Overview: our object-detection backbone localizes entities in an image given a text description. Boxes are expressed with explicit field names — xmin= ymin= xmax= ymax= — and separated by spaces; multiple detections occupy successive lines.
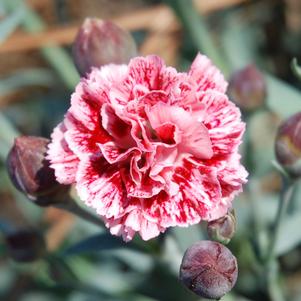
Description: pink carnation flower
xmin=47 ymin=54 xmax=247 ymax=241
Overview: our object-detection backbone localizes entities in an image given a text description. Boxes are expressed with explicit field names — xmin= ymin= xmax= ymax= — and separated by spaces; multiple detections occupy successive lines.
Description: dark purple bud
xmin=179 ymin=241 xmax=238 ymax=300
xmin=6 ymin=136 xmax=69 ymax=206
xmin=73 ymin=18 xmax=137 ymax=76
xmin=207 ymin=211 xmax=236 ymax=245
xmin=228 ymin=64 xmax=266 ymax=112
xmin=275 ymin=112 xmax=301 ymax=178
xmin=5 ymin=228 xmax=46 ymax=262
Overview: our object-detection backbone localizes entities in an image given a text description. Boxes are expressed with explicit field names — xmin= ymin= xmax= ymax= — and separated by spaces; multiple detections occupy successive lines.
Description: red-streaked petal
xmin=200 ymin=90 xmax=245 ymax=157
xmin=104 ymin=209 xmax=165 ymax=241
xmin=98 ymin=141 xmax=140 ymax=164
xmin=63 ymin=111 xmax=112 ymax=157
xmin=146 ymin=102 xmax=213 ymax=159
xmin=76 ymin=155 xmax=128 ymax=219
xmin=100 ymin=103 xmax=135 ymax=148
xmin=189 ymin=53 xmax=228 ymax=93
xmin=47 ymin=122 xmax=79 ymax=184
xmin=217 ymin=154 xmax=248 ymax=199
xmin=121 ymin=169 xmax=164 ymax=198
xmin=142 ymin=160 xmax=224 ymax=228
xmin=180 ymin=121 xmax=213 ymax=160
xmin=82 ymin=64 xmax=128 ymax=107
xmin=127 ymin=55 xmax=164 ymax=90
xmin=139 ymin=218 xmax=162 ymax=241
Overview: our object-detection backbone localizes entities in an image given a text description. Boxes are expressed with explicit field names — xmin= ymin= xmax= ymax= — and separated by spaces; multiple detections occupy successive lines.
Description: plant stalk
xmin=54 ymin=196 xmax=104 ymax=228
xmin=265 ymin=178 xmax=294 ymax=265
xmin=264 ymin=177 xmax=295 ymax=301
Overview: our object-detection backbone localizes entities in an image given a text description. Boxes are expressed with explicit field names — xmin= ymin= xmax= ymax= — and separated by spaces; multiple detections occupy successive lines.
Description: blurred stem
xmin=3 ymin=0 xmax=79 ymax=90
xmin=54 ymin=196 xmax=104 ymax=228
xmin=266 ymin=261 xmax=284 ymax=301
xmin=243 ymin=115 xmax=265 ymax=261
xmin=265 ymin=177 xmax=294 ymax=264
xmin=264 ymin=177 xmax=295 ymax=301
xmin=165 ymin=0 xmax=230 ymax=75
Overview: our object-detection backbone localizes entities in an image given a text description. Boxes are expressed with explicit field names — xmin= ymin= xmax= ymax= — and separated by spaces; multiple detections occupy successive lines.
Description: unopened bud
xmin=5 ymin=228 xmax=46 ymax=262
xmin=6 ymin=136 xmax=69 ymax=206
xmin=275 ymin=112 xmax=301 ymax=178
xmin=180 ymin=241 xmax=238 ymax=300
xmin=207 ymin=211 xmax=236 ymax=244
xmin=228 ymin=64 xmax=266 ymax=112
xmin=73 ymin=18 xmax=137 ymax=76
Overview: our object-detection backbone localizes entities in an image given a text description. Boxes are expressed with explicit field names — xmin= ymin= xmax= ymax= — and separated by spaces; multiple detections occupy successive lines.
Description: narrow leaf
xmin=275 ymin=214 xmax=301 ymax=256
xmin=62 ymin=233 xmax=127 ymax=256
xmin=0 ymin=6 xmax=25 ymax=42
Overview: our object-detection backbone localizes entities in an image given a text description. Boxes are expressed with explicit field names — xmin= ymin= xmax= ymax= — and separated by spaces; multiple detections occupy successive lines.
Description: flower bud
xmin=73 ymin=18 xmax=138 ymax=76
xmin=5 ymin=228 xmax=46 ymax=262
xmin=6 ymin=136 xmax=69 ymax=206
xmin=228 ymin=64 xmax=266 ymax=112
xmin=275 ymin=112 xmax=301 ymax=178
xmin=179 ymin=241 xmax=238 ymax=300
xmin=207 ymin=211 xmax=236 ymax=244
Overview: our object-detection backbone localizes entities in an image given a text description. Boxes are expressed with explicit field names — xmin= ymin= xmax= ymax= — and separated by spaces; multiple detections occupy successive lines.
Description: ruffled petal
xmin=63 ymin=112 xmax=112 ymax=158
xmin=47 ymin=122 xmax=79 ymax=184
xmin=121 ymin=169 xmax=164 ymax=198
xmin=200 ymin=90 xmax=245 ymax=157
xmin=142 ymin=159 xmax=224 ymax=228
xmin=98 ymin=141 xmax=140 ymax=164
xmin=146 ymin=102 xmax=213 ymax=159
xmin=127 ymin=55 xmax=164 ymax=91
xmin=76 ymin=155 xmax=128 ymax=219
xmin=189 ymin=53 xmax=228 ymax=93
xmin=47 ymin=122 xmax=79 ymax=185
xmin=100 ymin=103 xmax=135 ymax=148
xmin=217 ymin=154 xmax=248 ymax=200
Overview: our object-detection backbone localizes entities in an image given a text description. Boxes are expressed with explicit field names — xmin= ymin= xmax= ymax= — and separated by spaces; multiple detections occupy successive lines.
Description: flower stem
xmin=54 ymin=196 xmax=104 ymax=228
xmin=264 ymin=177 xmax=295 ymax=301
xmin=265 ymin=177 xmax=294 ymax=264
xmin=243 ymin=116 xmax=265 ymax=261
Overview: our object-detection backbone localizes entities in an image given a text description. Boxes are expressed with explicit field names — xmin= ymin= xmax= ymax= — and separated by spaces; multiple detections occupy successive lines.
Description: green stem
xmin=265 ymin=178 xmax=294 ymax=264
xmin=264 ymin=177 xmax=295 ymax=301
xmin=166 ymin=0 xmax=230 ymax=75
xmin=266 ymin=260 xmax=284 ymax=301
xmin=243 ymin=115 xmax=265 ymax=261
xmin=247 ymin=180 xmax=265 ymax=261
xmin=54 ymin=196 xmax=104 ymax=228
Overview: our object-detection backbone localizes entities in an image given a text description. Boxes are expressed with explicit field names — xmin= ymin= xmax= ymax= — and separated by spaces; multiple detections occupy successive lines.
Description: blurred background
xmin=0 ymin=0 xmax=301 ymax=300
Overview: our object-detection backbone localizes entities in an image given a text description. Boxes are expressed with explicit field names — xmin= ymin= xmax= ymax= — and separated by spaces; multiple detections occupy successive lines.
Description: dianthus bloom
xmin=47 ymin=54 xmax=247 ymax=241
